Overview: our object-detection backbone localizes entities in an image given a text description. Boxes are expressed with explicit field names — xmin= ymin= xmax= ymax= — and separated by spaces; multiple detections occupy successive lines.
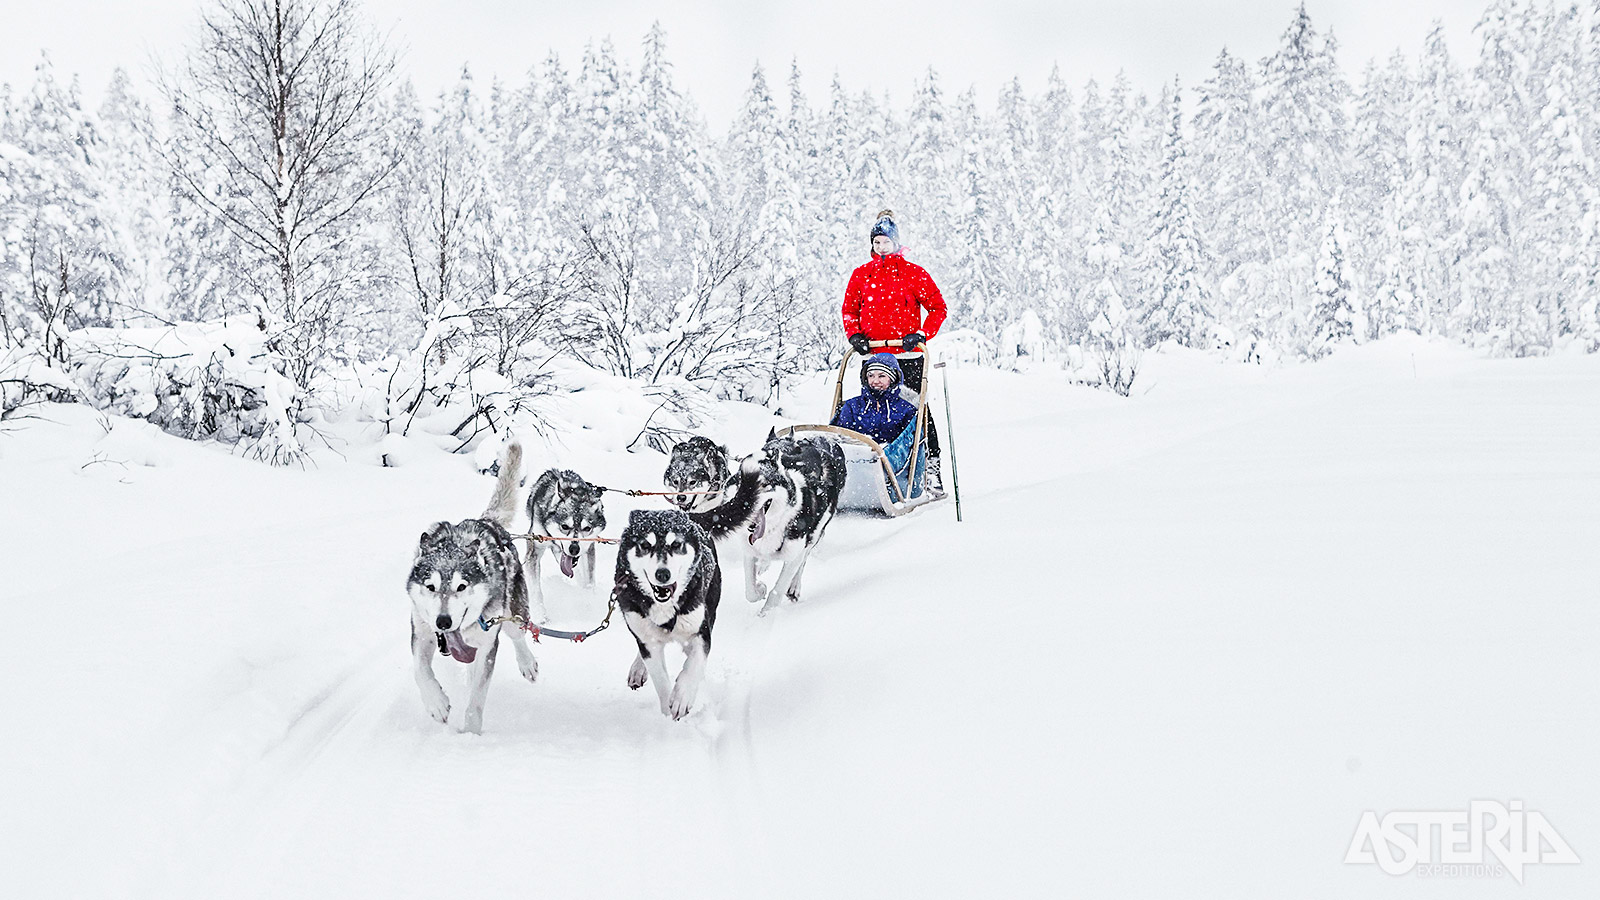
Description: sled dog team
xmin=407 ymin=430 xmax=847 ymax=732
xmin=410 ymin=209 xmax=946 ymax=732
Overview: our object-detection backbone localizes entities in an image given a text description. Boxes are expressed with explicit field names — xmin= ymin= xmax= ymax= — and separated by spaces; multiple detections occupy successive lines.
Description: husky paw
xmin=746 ymin=582 xmax=768 ymax=603
xmin=460 ymin=710 xmax=483 ymax=734
xmin=627 ymin=656 xmax=648 ymax=690
xmin=667 ymin=685 xmax=696 ymax=720
xmin=422 ymin=692 xmax=450 ymax=724
xmin=519 ymin=655 xmax=539 ymax=683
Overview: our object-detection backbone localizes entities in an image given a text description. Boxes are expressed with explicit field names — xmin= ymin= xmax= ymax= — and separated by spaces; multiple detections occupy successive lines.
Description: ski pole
xmin=937 ymin=361 xmax=963 ymax=523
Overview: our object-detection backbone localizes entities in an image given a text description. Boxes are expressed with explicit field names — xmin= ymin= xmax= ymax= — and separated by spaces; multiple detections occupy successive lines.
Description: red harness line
xmin=479 ymin=595 xmax=617 ymax=643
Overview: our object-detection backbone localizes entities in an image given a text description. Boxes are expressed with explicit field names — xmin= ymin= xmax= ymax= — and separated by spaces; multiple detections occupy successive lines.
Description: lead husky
xmin=743 ymin=430 xmax=847 ymax=614
xmin=524 ymin=468 xmax=607 ymax=619
xmin=662 ymin=436 xmax=731 ymax=514
xmin=406 ymin=442 xmax=538 ymax=733
xmin=617 ymin=457 xmax=761 ymax=719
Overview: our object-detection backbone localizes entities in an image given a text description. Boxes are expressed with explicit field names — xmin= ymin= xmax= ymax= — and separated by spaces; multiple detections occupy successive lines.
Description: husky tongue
xmin=443 ymin=630 xmax=477 ymax=664
xmin=749 ymin=505 xmax=767 ymax=544
xmin=560 ymin=548 xmax=576 ymax=578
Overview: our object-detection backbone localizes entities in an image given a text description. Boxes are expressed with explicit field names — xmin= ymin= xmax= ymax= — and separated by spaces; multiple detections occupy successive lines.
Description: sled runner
xmin=779 ymin=339 xmax=957 ymax=518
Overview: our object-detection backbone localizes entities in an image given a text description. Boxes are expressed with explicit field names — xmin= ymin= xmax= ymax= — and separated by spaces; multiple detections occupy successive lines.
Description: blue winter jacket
xmin=831 ymin=353 xmax=919 ymax=446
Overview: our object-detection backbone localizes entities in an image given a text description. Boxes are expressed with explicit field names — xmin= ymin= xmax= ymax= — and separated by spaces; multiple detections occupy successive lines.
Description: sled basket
xmin=778 ymin=340 xmax=946 ymax=517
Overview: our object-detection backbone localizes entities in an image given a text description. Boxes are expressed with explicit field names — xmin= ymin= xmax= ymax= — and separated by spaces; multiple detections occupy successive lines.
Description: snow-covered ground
xmin=3 ymin=335 xmax=1597 ymax=898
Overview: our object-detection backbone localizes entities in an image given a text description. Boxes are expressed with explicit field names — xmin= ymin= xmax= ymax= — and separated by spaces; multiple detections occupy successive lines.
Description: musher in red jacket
xmin=841 ymin=209 xmax=947 ymax=490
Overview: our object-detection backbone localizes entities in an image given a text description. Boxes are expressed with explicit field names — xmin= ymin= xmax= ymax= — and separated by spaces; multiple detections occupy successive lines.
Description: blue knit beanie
xmin=869 ymin=209 xmax=899 ymax=245
xmin=861 ymin=352 xmax=902 ymax=388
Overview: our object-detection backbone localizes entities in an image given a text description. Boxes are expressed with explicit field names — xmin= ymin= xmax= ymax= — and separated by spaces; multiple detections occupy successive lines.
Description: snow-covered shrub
xmin=998 ymin=311 xmax=1047 ymax=371
xmin=66 ymin=315 xmax=303 ymax=463
xmin=1091 ymin=328 xmax=1142 ymax=397
xmin=0 ymin=348 xmax=81 ymax=417
xmin=367 ymin=299 xmax=563 ymax=459
xmin=626 ymin=377 xmax=721 ymax=453
xmin=937 ymin=329 xmax=996 ymax=368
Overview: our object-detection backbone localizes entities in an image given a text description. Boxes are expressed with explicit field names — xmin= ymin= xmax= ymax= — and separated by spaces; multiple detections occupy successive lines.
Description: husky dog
xmin=617 ymin=457 xmax=762 ymax=719
xmin=663 ymin=436 xmax=731 ymax=514
xmin=743 ymin=430 xmax=848 ymax=614
xmin=524 ymin=468 xmax=608 ymax=617
xmin=407 ymin=442 xmax=538 ymax=733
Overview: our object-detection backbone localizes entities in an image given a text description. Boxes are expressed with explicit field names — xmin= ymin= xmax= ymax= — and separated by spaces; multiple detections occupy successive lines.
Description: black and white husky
xmin=662 ymin=435 xmax=731 ymax=514
xmin=616 ymin=457 xmax=761 ymax=719
xmin=406 ymin=442 xmax=539 ymax=733
xmin=743 ymin=431 xmax=848 ymax=614
xmin=524 ymin=468 xmax=607 ymax=618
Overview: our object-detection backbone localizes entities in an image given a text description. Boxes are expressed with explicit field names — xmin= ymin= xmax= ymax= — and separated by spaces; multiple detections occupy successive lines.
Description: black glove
xmin=849 ymin=333 xmax=871 ymax=355
xmin=902 ymin=333 xmax=926 ymax=352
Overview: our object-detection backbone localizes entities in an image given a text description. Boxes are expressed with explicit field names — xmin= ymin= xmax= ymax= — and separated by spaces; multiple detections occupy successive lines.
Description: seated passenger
xmin=831 ymin=353 xmax=919 ymax=446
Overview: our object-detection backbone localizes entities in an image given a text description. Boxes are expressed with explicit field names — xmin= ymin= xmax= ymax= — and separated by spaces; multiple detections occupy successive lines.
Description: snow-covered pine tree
xmin=4 ymin=54 xmax=128 ymax=332
xmin=503 ymin=50 xmax=576 ymax=274
xmin=1349 ymin=52 xmax=1414 ymax=339
xmin=988 ymin=77 xmax=1040 ymax=342
xmin=1139 ymin=79 xmax=1213 ymax=348
xmin=0 ymin=82 xmax=36 ymax=355
xmin=158 ymin=90 xmax=238 ymax=324
xmin=1032 ymin=65 xmax=1077 ymax=348
xmin=817 ymin=74 xmax=860 ymax=317
xmin=1070 ymin=77 xmax=1110 ymax=341
xmin=1308 ymin=201 xmax=1356 ymax=358
xmin=1393 ymin=23 xmax=1468 ymax=339
xmin=782 ymin=59 xmax=837 ymax=372
xmin=847 ymin=88 xmax=897 ymax=239
xmin=568 ymin=38 xmax=656 ymax=379
xmin=1573 ymin=3 xmax=1600 ymax=348
xmin=903 ymin=68 xmax=957 ymax=274
xmin=1454 ymin=0 xmax=1537 ymax=352
xmin=1524 ymin=5 xmax=1596 ymax=348
xmin=1076 ymin=75 xmax=1144 ymax=346
xmin=950 ymin=88 xmax=998 ymax=339
xmin=1256 ymin=4 xmax=1351 ymax=349
xmin=726 ymin=62 xmax=793 ymax=389
xmin=96 ymin=68 xmax=167 ymax=321
xmin=637 ymin=24 xmax=717 ymax=285
xmin=1191 ymin=47 xmax=1267 ymax=349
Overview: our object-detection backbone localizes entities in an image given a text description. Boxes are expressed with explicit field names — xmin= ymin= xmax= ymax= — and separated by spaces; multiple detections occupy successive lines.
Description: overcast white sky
xmin=3 ymin=0 xmax=1491 ymax=128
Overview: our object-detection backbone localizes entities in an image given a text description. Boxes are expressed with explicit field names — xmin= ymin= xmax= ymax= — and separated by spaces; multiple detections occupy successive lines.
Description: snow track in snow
xmin=4 ymin=339 xmax=1599 ymax=899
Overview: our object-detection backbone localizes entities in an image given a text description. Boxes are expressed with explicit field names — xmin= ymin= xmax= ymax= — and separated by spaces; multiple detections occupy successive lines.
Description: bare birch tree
xmin=159 ymin=0 xmax=396 ymax=389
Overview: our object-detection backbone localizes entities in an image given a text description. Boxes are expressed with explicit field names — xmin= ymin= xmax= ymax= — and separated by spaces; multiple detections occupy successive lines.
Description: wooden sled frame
xmin=779 ymin=340 xmax=945 ymax=517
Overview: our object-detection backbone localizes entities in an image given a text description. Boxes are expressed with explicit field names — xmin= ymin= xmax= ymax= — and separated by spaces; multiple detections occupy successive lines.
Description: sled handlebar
xmin=854 ymin=338 xmax=925 ymax=350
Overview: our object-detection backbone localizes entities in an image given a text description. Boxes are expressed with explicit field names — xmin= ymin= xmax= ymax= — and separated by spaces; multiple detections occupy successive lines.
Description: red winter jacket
xmin=841 ymin=251 xmax=947 ymax=353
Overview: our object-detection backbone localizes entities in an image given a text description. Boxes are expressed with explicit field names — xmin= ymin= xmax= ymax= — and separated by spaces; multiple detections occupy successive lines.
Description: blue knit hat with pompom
xmin=869 ymin=209 xmax=899 ymax=245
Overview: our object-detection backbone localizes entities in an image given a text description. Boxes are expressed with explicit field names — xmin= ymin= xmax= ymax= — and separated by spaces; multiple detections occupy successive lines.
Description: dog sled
xmin=779 ymin=339 xmax=961 ymax=519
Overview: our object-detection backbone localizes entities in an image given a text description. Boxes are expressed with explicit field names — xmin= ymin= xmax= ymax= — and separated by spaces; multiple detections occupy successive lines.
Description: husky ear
xmin=765 ymin=426 xmax=777 ymax=443
xmin=420 ymin=521 xmax=452 ymax=546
